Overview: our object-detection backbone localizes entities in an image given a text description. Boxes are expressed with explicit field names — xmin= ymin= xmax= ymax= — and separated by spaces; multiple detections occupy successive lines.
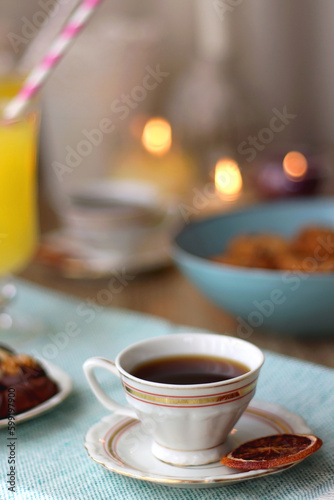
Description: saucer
xmin=84 ymin=400 xmax=312 ymax=489
xmin=38 ymin=229 xmax=172 ymax=278
xmin=0 ymin=359 xmax=72 ymax=427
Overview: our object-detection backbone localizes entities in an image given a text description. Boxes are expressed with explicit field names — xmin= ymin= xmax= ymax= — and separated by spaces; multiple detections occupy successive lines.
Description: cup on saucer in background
xmin=38 ymin=179 xmax=183 ymax=277
xmin=83 ymin=333 xmax=264 ymax=466
xmin=62 ymin=180 xmax=181 ymax=253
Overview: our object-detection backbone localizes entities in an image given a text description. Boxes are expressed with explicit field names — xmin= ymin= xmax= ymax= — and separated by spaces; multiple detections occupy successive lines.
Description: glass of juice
xmin=0 ymin=77 xmax=40 ymax=344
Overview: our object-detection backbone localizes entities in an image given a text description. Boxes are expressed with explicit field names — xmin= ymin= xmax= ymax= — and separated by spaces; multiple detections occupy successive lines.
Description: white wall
xmin=230 ymin=0 xmax=334 ymax=148
xmin=1 ymin=0 xmax=334 ymax=148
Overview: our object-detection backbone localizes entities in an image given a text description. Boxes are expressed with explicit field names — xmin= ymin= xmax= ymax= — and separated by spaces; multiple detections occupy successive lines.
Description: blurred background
xmin=2 ymin=0 xmax=334 ymax=144
xmin=1 ymin=0 xmax=334 ymax=357
xmin=1 ymin=0 xmax=334 ymax=277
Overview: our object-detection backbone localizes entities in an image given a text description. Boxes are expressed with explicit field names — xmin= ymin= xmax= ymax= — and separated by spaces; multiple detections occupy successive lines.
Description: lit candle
xmin=141 ymin=118 xmax=172 ymax=156
xmin=110 ymin=117 xmax=198 ymax=198
xmin=257 ymin=151 xmax=324 ymax=198
xmin=215 ymin=157 xmax=243 ymax=201
xmin=282 ymin=151 xmax=308 ymax=181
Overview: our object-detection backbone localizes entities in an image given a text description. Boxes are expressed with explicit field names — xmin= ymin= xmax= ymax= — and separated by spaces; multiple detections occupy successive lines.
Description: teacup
xmin=62 ymin=180 xmax=180 ymax=252
xmin=83 ymin=333 xmax=264 ymax=466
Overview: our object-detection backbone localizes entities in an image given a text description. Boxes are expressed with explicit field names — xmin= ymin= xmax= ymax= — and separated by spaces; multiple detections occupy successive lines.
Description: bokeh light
xmin=283 ymin=151 xmax=308 ymax=181
xmin=141 ymin=118 xmax=172 ymax=155
xmin=215 ymin=158 xmax=243 ymax=200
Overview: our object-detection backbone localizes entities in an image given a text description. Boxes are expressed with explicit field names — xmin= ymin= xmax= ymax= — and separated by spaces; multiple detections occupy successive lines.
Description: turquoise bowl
xmin=173 ymin=198 xmax=334 ymax=337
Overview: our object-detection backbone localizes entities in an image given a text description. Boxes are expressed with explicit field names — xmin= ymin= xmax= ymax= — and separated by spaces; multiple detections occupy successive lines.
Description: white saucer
xmin=84 ymin=400 xmax=312 ymax=489
xmin=0 ymin=359 xmax=72 ymax=427
xmin=39 ymin=229 xmax=172 ymax=278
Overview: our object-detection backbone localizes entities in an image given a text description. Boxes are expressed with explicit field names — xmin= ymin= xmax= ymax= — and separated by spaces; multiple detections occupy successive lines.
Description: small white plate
xmin=85 ymin=401 xmax=312 ymax=489
xmin=0 ymin=359 xmax=72 ymax=427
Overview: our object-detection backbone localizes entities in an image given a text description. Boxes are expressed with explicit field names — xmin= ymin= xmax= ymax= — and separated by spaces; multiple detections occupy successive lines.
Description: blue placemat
xmin=1 ymin=280 xmax=333 ymax=500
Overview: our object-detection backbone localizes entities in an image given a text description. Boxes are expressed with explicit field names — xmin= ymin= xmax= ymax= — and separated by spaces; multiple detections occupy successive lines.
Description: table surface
xmin=6 ymin=281 xmax=334 ymax=500
xmin=20 ymin=194 xmax=334 ymax=369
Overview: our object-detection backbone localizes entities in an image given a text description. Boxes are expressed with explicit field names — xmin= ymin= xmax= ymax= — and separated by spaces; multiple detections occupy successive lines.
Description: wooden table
xmin=20 ymin=194 xmax=334 ymax=369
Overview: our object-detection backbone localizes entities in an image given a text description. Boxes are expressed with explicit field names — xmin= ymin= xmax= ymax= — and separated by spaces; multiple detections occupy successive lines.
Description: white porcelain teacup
xmin=83 ymin=333 xmax=264 ymax=466
xmin=62 ymin=180 xmax=180 ymax=252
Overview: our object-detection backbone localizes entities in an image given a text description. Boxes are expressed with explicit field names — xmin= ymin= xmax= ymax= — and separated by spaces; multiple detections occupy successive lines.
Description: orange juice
xmin=0 ymin=79 xmax=39 ymax=276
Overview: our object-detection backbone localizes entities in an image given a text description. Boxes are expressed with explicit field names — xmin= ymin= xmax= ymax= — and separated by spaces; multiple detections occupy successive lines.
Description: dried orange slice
xmin=221 ymin=434 xmax=322 ymax=470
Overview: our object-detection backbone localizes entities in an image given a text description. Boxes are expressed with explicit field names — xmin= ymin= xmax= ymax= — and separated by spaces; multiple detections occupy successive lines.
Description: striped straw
xmin=2 ymin=0 xmax=105 ymax=121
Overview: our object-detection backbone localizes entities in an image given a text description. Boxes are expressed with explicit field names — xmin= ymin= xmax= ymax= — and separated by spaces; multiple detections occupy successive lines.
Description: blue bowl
xmin=173 ymin=198 xmax=334 ymax=337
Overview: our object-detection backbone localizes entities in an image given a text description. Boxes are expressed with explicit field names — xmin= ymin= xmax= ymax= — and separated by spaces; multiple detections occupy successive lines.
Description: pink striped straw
xmin=3 ymin=0 xmax=105 ymax=121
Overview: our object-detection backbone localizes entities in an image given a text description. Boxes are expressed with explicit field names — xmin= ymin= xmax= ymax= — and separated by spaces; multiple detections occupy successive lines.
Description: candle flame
xmin=215 ymin=158 xmax=243 ymax=200
xmin=283 ymin=151 xmax=308 ymax=181
xmin=141 ymin=118 xmax=172 ymax=155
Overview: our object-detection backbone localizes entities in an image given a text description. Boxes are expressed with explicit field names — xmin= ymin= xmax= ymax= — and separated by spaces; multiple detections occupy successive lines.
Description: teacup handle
xmin=83 ymin=357 xmax=137 ymax=418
